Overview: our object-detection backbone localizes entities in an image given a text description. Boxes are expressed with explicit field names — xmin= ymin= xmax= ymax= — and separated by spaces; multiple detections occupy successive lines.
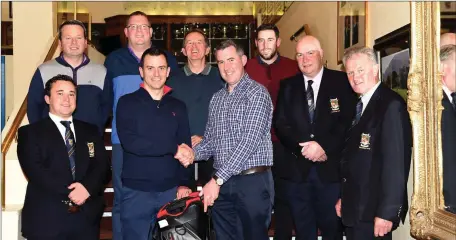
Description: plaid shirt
xmin=194 ymin=73 xmax=273 ymax=182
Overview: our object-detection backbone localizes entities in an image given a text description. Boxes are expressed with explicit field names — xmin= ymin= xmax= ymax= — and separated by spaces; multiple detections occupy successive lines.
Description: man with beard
xmin=245 ymin=24 xmax=300 ymax=240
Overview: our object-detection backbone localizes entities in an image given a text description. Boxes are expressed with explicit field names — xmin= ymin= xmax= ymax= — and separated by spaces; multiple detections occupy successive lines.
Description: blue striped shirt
xmin=194 ymin=73 xmax=273 ymax=182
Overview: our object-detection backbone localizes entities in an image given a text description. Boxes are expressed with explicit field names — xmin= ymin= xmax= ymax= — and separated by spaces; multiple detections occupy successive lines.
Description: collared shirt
xmin=127 ymin=46 xmax=141 ymax=63
xmin=360 ymin=81 xmax=381 ymax=114
xmin=183 ymin=64 xmax=212 ymax=76
xmin=303 ymin=67 xmax=324 ymax=104
xmin=256 ymin=54 xmax=281 ymax=65
xmin=443 ymin=85 xmax=453 ymax=103
xmin=49 ymin=112 xmax=76 ymax=142
xmin=194 ymin=73 xmax=273 ymax=182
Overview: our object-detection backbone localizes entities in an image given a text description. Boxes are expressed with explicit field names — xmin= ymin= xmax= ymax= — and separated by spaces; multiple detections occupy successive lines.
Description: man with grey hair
xmin=176 ymin=39 xmax=274 ymax=240
xmin=440 ymin=44 xmax=456 ymax=213
xmin=274 ymin=35 xmax=356 ymax=240
xmin=336 ymin=46 xmax=412 ymax=240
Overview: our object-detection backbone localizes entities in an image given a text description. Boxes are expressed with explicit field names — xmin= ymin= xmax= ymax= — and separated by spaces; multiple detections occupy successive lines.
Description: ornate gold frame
xmin=409 ymin=2 xmax=456 ymax=239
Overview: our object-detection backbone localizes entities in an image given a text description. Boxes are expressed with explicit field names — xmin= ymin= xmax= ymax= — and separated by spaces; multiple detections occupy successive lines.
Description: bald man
xmin=441 ymin=32 xmax=456 ymax=47
xmin=274 ymin=36 xmax=357 ymax=240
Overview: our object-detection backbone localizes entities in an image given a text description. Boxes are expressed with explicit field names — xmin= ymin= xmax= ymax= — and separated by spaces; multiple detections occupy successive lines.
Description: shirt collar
xmin=128 ymin=46 xmax=141 ymax=63
xmin=303 ymin=67 xmax=324 ymax=85
xmin=58 ymin=53 xmax=89 ymax=68
xmin=49 ymin=112 xmax=73 ymax=126
xmin=183 ymin=64 xmax=212 ymax=76
xmin=256 ymin=54 xmax=281 ymax=65
xmin=443 ymin=85 xmax=453 ymax=102
xmin=361 ymin=81 xmax=381 ymax=106
xmin=224 ymin=73 xmax=250 ymax=93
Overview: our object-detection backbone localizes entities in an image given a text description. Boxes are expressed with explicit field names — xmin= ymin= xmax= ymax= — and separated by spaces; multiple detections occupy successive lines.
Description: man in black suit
xmin=335 ymin=47 xmax=412 ymax=240
xmin=17 ymin=74 xmax=110 ymax=240
xmin=274 ymin=35 xmax=357 ymax=240
xmin=440 ymin=44 xmax=456 ymax=213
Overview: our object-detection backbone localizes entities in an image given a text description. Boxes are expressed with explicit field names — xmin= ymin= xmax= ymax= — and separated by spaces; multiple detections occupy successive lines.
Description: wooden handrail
xmin=1 ymin=34 xmax=60 ymax=210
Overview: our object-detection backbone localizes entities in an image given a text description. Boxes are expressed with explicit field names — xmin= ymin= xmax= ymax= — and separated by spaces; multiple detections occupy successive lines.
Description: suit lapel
xmin=44 ymin=117 xmax=74 ymax=180
xmin=292 ymin=74 xmax=312 ymax=125
xmin=314 ymin=68 xmax=330 ymax=123
xmin=74 ymin=120 xmax=89 ymax=181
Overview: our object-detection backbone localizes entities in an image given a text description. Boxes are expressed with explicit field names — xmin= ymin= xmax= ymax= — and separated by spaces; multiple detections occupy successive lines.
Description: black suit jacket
xmin=340 ymin=84 xmax=412 ymax=228
xmin=442 ymin=93 xmax=456 ymax=212
xmin=273 ymin=68 xmax=357 ymax=183
xmin=17 ymin=118 xmax=110 ymax=237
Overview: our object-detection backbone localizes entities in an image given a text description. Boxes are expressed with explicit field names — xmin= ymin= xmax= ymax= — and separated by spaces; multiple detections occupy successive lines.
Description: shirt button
xmin=310 ymin=134 xmax=315 ymax=138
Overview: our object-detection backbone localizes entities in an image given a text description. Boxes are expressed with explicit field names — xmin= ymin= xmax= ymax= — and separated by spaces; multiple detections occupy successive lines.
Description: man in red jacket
xmin=245 ymin=24 xmax=300 ymax=240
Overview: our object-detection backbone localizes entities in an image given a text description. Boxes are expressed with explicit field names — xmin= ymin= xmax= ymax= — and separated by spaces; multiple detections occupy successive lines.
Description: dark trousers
xmin=345 ymin=221 xmax=392 ymax=240
xmin=112 ymin=144 xmax=123 ymax=240
xmin=282 ymin=167 xmax=342 ymax=240
xmin=120 ymin=186 xmax=177 ymax=240
xmin=212 ymin=170 xmax=274 ymax=240
xmin=26 ymin=213 xmax=99 ymax=240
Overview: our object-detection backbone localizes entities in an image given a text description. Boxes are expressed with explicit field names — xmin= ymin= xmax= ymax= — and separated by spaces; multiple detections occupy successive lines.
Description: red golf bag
xmin=153 ymin=192 xmax=215 ymax=240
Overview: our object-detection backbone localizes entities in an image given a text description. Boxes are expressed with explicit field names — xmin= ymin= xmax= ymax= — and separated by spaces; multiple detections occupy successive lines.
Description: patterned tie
xmin=61 ymin=121 xmax=76 ymax=180
xmin=353 ymin=99 xmax=363 ymax=126
xmin=451 ymin=92 xmax=456 ymax=110
xmin=306 ymin=80 xmax=315 ymax=122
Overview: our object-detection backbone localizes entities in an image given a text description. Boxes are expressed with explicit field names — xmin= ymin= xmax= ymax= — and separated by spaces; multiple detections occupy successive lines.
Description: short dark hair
xmin=44 ymin=74 xmax=77 ymax=97
xmin=214 ymin=39 xmax=244 ymax=59
xmin=59 ymin=20 xmax=88 ymax=40
xmin=126 ymin=11 xmax=150 ymax=27
xmin=256 ymin=24 xmax=280 ymax=39
xmin=140 ymin=47 xmax=168 ymax=68
xmin=183 ymin=28 xmax=209 ymax=48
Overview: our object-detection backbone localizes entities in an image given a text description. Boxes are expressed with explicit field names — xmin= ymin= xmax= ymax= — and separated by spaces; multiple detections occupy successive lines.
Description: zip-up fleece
xmin=104 ymin=47 xmax=178 ymax=144
xmin=116 ymin=85 xmax=192 ymax=192
xmin=27 ymin=56 xmax=112 ymax=133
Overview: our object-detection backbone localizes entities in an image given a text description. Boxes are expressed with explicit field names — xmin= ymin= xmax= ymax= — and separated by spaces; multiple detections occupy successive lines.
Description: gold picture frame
xmin=409 ymin=2 xmax=456 ymax=239
xmin=336 ymin=1 xmax=367 ymax=64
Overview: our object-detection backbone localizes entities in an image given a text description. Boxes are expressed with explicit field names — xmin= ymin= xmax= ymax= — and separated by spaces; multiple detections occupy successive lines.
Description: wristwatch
xmin=212 ymin=175 xmax=224 ymax=186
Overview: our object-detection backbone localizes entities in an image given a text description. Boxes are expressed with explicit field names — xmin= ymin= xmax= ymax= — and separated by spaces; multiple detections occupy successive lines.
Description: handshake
xmin=175 ymin=143 xmax=195 ymax=167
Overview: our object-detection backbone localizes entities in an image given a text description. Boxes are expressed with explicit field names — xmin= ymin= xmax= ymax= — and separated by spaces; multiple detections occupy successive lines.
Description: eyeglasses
xmin=126 ymin=24 xmax=151 ymax=31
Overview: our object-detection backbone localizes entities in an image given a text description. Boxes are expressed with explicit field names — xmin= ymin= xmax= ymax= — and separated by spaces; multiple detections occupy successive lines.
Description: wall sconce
xmin=290 ymin=24 xmax=310 ymax=42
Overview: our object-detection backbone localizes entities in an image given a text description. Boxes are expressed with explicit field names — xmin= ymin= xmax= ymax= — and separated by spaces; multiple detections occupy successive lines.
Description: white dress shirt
xmin=443 ymin=85 xmax=453 ymax=104
xmin=304 ymin=67 xmax=324 ymax=104
xmin=360 ymin=81 xmax=381 ymax=115
xmin=49 ymin=113 xmax=76 ymax=142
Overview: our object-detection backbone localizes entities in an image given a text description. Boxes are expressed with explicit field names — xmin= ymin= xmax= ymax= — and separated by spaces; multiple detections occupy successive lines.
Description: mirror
xmin=409 ymin=2 xmax=456 ymax=239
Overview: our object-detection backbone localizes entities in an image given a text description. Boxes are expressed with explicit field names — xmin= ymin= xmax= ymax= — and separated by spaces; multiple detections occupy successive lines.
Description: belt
xmin=239 ymin=166 xmax=270 ymax=176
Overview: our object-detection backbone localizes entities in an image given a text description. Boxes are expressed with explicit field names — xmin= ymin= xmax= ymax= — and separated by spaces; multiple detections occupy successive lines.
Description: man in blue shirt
xmin=177 ymin=40 xmax=274 ymax=240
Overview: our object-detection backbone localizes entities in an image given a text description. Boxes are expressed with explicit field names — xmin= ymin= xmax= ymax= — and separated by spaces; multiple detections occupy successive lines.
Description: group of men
xmin=17 ymin=8 xmax=455 ymax=240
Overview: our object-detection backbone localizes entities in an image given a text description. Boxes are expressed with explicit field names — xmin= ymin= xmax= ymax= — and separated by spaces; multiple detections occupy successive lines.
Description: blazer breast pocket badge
xmin=359 ymin=133 xmax=371 ymax=150
xmin=330 ymin=98 xmax=340 ymax=113
xmin=87 ymin=142 xmax=95 ymax=157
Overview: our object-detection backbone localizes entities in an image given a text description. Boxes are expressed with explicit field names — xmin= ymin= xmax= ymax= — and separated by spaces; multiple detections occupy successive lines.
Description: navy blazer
xmin=17 ymin=118 xmax=110 ymax=237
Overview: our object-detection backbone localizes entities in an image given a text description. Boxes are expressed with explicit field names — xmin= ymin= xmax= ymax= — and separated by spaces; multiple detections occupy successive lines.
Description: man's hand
xmin=374 ymin=217 xmax=393 ymax=237
xmin=335 ymin=198 xmax=342 ymax=217
xmin=68 ymin=182 xmax=90 ymax=205
xmin=191 ymin=135 xmax=203 ymax=148
xmin=299 ymin=141 xmax=326 ymax=162
xmin=176 ymin=186 xmax=192 ymax=199
xmin=199 ymin=178 xmax=220 ymax=212
xmin=175 ymin=144 xmax=194 ymax=167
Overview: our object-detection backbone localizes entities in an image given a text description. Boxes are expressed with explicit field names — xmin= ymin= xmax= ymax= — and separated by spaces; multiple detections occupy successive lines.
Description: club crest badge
xmin=359 ymin=133 xmax=371 ymax=149
xmin=330 ymin=98 xmax=340 ymax=113
xmin=87 ymin=142 xmax=95 ymax=157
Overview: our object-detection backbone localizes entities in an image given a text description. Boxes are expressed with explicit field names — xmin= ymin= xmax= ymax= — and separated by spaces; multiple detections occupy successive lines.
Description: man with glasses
xmin=27 ymin=20 xmax=112 ymax=135
xmin=104 ymin=11 xmax=178 ymax=240
xmin=116 ymin=47 xmax=192 ymax=240
xmin=274 ymin=35 xmax=356 ymax=239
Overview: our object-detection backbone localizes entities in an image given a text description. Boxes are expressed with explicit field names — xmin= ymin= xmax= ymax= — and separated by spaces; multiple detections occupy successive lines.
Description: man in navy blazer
xmin=336 ymin=47 xmax=412 ymax=240
xmin=274 ymin=36 xmax=357 ymax=240
xmin=18 ymin=74 xmax=110 ymax=240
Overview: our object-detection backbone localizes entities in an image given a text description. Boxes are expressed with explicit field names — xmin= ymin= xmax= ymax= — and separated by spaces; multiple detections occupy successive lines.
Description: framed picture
xmin=373 ymin=24 xmax=410 ymax=100
xmin=337 ymin=1 xmax=367 ymax=64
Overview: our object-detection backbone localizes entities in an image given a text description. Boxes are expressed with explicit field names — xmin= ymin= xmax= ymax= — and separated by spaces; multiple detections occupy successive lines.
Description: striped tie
xmin=353 ymin=99 xmax=363 ymax=126
xmin=61 ymin=121 xmax=76 ymax=180
xmin=306 ymin=80 xmax=315 ymax=122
